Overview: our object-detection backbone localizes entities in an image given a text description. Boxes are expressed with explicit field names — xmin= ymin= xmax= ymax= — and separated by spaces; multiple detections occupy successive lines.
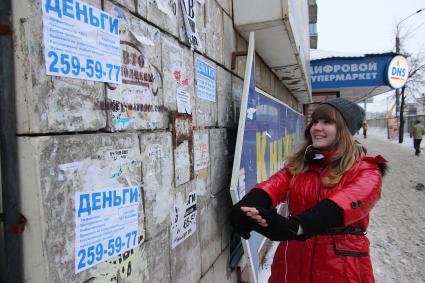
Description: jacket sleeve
xmin=326 ymin=160 xmax=382 ymax=226
xmin=255 ymin=168 xmax=292 ymax=208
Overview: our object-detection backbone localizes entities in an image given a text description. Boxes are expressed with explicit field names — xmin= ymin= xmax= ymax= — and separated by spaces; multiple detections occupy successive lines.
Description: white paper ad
xmin=174 ymin=141 xmax=191 ymax=186
xmin=42 ymin=0 xmax=122 ymax=83
xmin=196 ymin=58 xmax=216 ymax=102
xmin=180 ymin=0 xmax=202 ymax=50
xmin=171 ymin=192 xmax=197 ymax=248
xmin=194 ymin=134 xmax=209 ymax=171
xmin=176 ymin=86 xmax=192 ymax=114
xmin=75 ymin=187 xmax=139 ymax=273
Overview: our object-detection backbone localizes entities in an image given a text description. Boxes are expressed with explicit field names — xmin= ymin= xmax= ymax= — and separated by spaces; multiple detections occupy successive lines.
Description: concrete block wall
xmin=18 ymin=133 xmax=145 ymax=282
xmin=13 ymin=0 xmax=106 ymax=134
xmin=11 ymin=0 xmax=303 ymax=282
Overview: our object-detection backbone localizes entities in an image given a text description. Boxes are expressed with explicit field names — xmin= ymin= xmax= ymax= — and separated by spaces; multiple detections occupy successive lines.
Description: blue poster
xmin=239 ymin=88 xmax=304 ymax=280
xmin=230 ymin=32 xmax=304 ymax=282
xmin=196 ymin=58 xmax=216 ymax=102
xmin=75 ymin=187 xmax=139 ymax=273
xmin=42 ymin=0 xmax=122 ymax=83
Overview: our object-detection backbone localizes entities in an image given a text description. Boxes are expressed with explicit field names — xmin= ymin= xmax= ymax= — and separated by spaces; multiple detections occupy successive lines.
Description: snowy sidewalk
xmin=258 ymin=129 xmax=425 ymax=282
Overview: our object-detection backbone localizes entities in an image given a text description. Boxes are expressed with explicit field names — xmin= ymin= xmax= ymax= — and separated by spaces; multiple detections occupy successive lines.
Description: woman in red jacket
xmin=230 ymin=98 xmax=387 ymax=283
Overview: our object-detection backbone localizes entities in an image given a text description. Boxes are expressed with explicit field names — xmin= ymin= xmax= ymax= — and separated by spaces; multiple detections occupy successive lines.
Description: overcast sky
xmin=316 ymin=0 xmax=425 ymax=112
xmin=317 ymin=0 xmax=425 ymax=54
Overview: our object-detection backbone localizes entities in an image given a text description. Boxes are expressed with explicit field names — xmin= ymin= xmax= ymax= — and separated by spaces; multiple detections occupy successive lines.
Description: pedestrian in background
xmin=362 ymin=121 xmax=368 ymax=138
xmin=229 ymin=98 xmax=387 ymax=283
xmin=410 ymin=120 xmax=425 ymax=156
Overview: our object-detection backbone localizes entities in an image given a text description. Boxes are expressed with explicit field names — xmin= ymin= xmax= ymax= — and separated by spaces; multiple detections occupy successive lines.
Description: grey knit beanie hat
xmin=323 ymin=98 xmax=365 ymax=135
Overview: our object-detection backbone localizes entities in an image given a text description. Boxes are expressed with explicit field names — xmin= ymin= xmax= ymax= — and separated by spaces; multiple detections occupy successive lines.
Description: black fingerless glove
xmin=253 ymin=199 xmax=343 ymax=241
xmin=294 ymin=199 xmax=343 ymax=238
xmin=253 ymin=208 xmax=300 ymax=241
xmin=229 ymin=189 xmax=272 ymax=239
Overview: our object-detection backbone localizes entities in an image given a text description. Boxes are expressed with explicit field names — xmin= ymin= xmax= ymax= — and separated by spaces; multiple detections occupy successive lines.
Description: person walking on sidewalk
xmin=362 ymin=121 xmax=368 ymax=138
xmin=229 ymin=98 xmax=387 ymax=283
xmin=410 ymin=120 xmax=425 ymax=156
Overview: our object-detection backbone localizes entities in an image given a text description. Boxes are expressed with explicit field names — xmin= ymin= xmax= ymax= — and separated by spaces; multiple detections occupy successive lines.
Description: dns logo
xmin=391 ymin=61 xmax=406 ymax=77
xmin=387 ymin=55 xmax=408 ymax=89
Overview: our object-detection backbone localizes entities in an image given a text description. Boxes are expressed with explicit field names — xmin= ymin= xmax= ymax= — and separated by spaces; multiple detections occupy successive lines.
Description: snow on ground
xmin=258 ymin=128 xmax=425 ymax=282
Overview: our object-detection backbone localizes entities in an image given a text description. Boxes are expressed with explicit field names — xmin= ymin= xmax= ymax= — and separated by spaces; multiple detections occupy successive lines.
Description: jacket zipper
xmin=309 ymin=168 xmax=323 ymax=283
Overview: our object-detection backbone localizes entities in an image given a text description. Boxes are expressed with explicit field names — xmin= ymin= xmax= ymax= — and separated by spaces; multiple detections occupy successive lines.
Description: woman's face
xmin=310 ymin=119 xmax=337 ymax=149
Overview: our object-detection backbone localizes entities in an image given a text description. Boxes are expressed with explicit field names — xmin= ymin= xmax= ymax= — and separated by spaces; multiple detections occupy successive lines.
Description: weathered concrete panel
xmin=271 ymin=74 xmax=278 ymax=98
xmin=170 ymin=190 xmax=202 ymax=283
xmin=104 ymin=3 xmax=167 ymax=131
xmin=13 ymin=0 xmax=106 ymax=134
xmin=217 ymin=67 xmax=235 ymax=128
xmin=136 ymin=0 xmax=148 ymax=18
xmin=209 ymin=128 xmax=231 ymax=195
xmin=205 ymin=0 xmax=223 ymax=64
xmin=193 ymin=129 xmax=210 ymax=200
xmin=212 ymin=189 xmax=233 ymax=251
xmin=139 ymin=132 xmax=173 ymax=240
xmin=199 ymin=195 xmax=221 ymax=274
xmin=199 ymin=266 xmax=215 ymax=283
xmin=216 ymin=0 xmax=231 ymax=16
xmin=147 ymin=0 xmax=179 ymax=38
xmin=275 ymin=80 xmax=286 ymax=102
xmin=222 ymin=13 xmax=237 ymax=70
xmin=212 ymin=246 xmax=236 ymax=283
xmin=161 ymin=35 xmax=195 ymax=120
xmin=194 ymin=54 xmax=217 ymax=127
xmin=137 ymin=230 xmax=171 ymax=283
xmin=235 ymin=34 xmax=248 ymax=78
xmin=18 ymin=133 xmax=144 ymax=283
xmin=232 ymin=76 xmax=243 ymax=123
xmin=113 ymin=0 xmax=136 ymax=12
xmin=262 ymin=62 xmax=272 ymax=94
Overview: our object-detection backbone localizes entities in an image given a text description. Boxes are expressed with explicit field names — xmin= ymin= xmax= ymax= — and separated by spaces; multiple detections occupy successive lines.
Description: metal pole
xmin=394 ymin=7 xmax=425 ymax=142
xmin=0 ymin=0 xmax=23 ymax=282
xmin=395 ymin=35 xmax=400 ymax=118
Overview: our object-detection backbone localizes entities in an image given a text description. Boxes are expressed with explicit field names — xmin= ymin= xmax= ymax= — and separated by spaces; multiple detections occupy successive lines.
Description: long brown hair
xmin=286 ymin=104 xmax=361 ymax=186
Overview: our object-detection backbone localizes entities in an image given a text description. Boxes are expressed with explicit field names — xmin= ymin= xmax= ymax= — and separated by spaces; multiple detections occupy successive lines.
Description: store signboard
xmin=311 ymin=54 xmax=398 ymax=89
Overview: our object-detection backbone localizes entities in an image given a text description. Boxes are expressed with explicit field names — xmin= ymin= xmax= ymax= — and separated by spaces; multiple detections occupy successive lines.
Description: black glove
xmin=253 ymin=208 xmax=300 ymax=241
xmin=294 ymin=199 xmax=343 ymax=238
xmin=254 ymin=199 xmax=343 ymax=241
xmin=229 ymin=189 xmax=272 ymax=239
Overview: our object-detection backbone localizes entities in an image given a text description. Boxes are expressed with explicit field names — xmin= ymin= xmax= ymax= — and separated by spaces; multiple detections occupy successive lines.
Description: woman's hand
xmin=240 ymin=207 xmax=269 ymax=227
xmin=240 ymin=207 xmax=301 ymax=241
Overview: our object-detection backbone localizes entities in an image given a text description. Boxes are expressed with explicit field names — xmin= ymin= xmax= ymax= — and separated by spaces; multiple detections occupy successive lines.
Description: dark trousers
xmin=414 ymin=139 xmax=422 ymax=155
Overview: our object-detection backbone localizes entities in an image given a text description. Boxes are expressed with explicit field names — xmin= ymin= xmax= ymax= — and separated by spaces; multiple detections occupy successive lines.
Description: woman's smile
xmin=310 ymin=119 xmax=337 ymax=149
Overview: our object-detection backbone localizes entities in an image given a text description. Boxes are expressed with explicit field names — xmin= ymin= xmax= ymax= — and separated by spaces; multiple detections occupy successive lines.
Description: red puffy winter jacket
xmin=256 ymin=155 xmax=385 ymax=283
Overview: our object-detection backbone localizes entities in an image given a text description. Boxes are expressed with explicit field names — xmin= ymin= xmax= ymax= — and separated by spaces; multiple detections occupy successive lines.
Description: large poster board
xmin=387 ymin=117 xmax=398 ymax=140
xmin=229 ymin=33 xmax=304 ymax=282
